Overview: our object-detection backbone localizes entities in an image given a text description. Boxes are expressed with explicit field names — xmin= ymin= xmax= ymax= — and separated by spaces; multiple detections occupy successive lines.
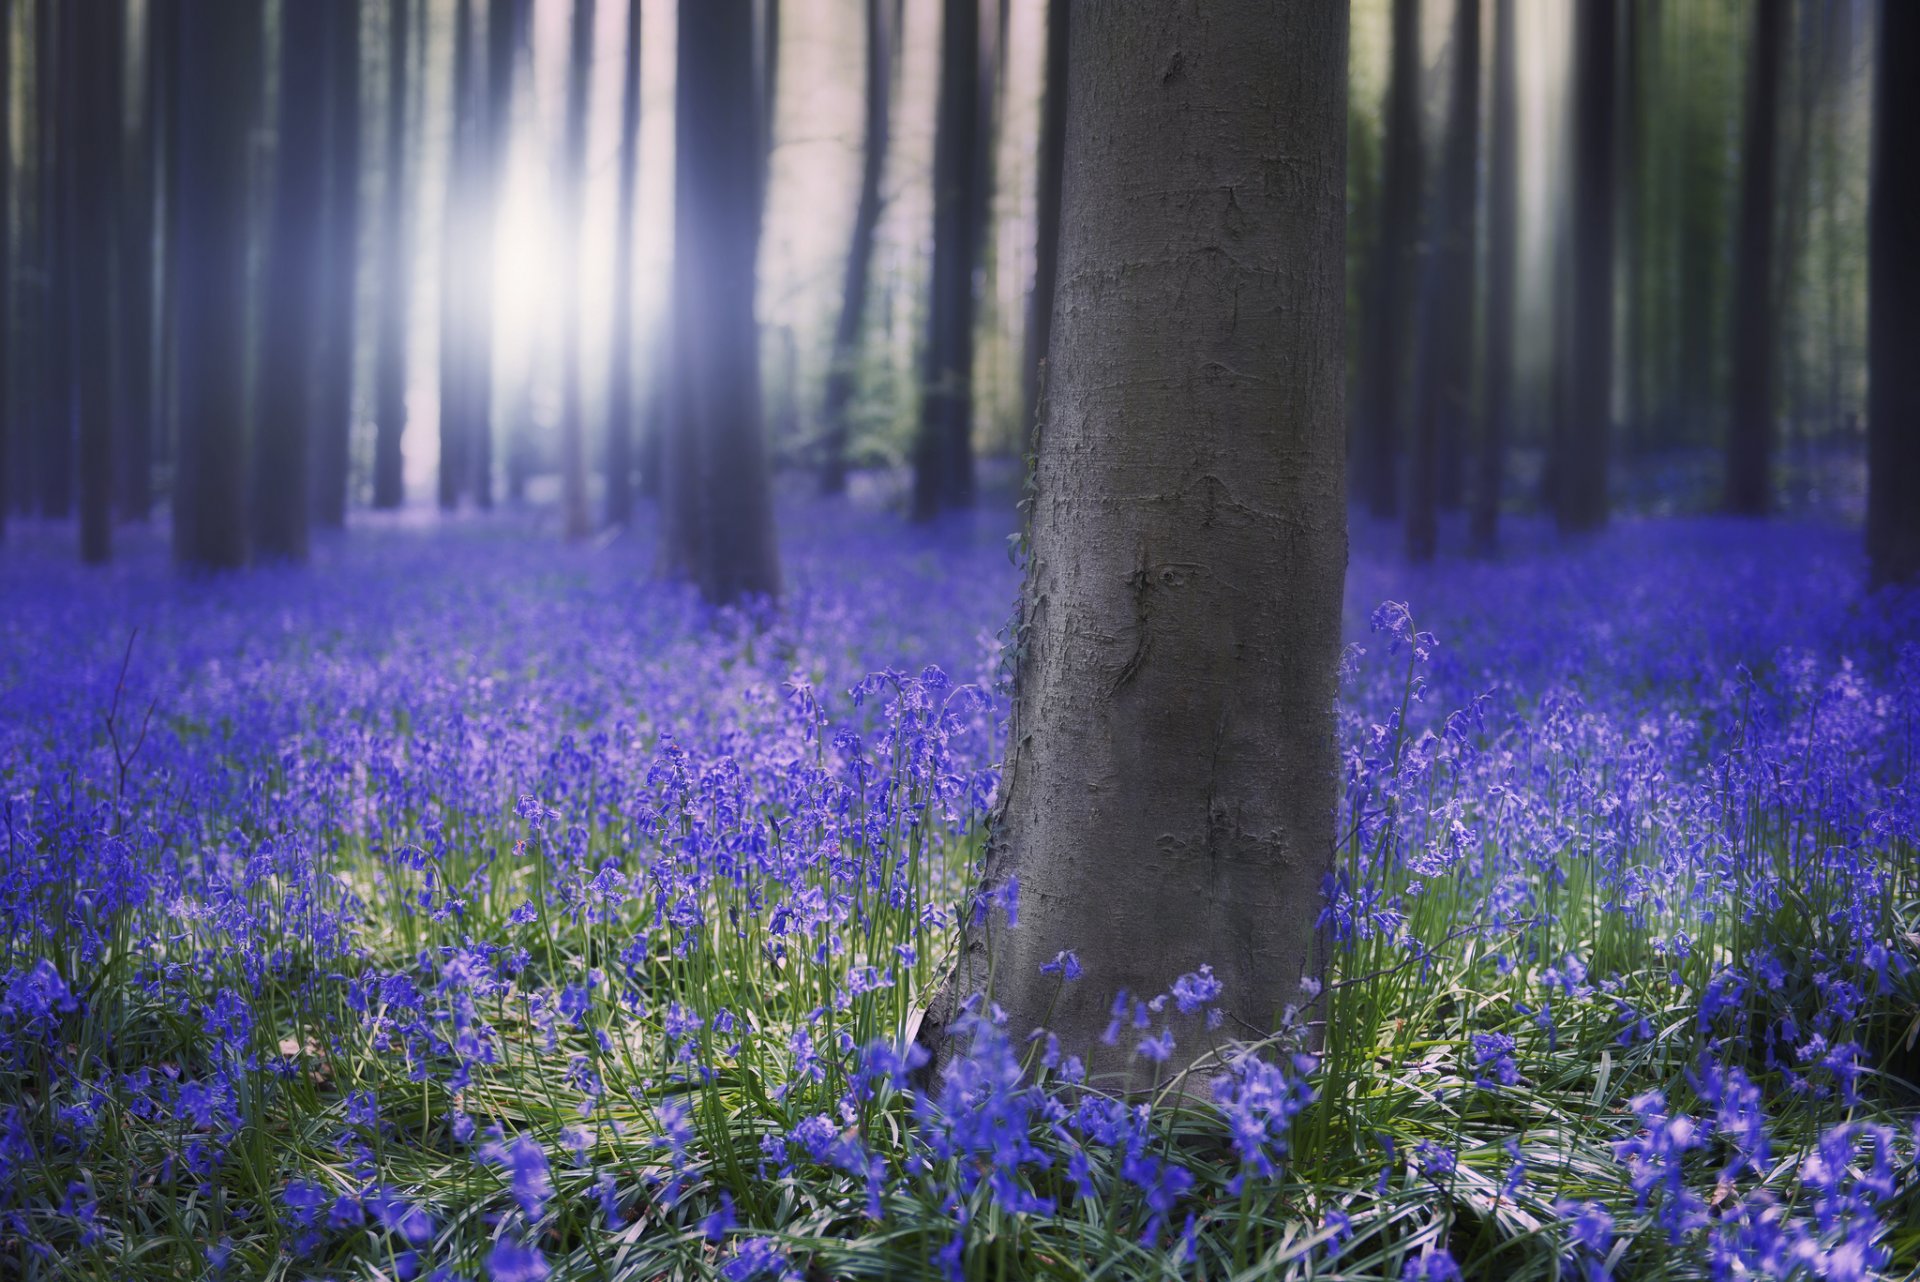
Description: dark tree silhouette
xmin=1473 ymin=0 xmax=1517 ymax=555
xmin=38 ymin=0 xmax=72 ymax=523
xmin=314 ymin=0 xmax=362 ymax=529
xmin=117 ymin=0 xmax=162 ymax=525
xmin=73 ymin=0 xmax=119 ymax=564
xmin=1357 ymin=0 xmax=1420 ymax=520
xmin=1407 ymin=0 xmax=1480 ymax=563
xmin=818 ymin=0 xmax=894 ymax=497
xmin=912 ymin=0 xmax=981 ymax=521
xmin=1559 ymin=0 xmax=1615 ymax=534
xmin=605 ymin=0 xmax=642 ymax=527
xmin=439 ymin=0 xmax=481 ymax=514
xmin=172 ymin=0 xmax=258 ymax=571
xmin=1869 ymin=0 xmax=1918 ymax=586
xmin=372 ymin=0 xmax=413 ymax=511
xmin=1020 ymin=0 xmax=1066 ymax=463
xmin=663 ymin=0 xmax=781 ymax=604
xmin=0 ymin=0 xmax=9 ymax=543
xmin=557 ymin=0 xmax=593 ymax=540
xmin=254 ymin=0 xmax=329 ymax=563
xmin=1726 ymin=0 xmax=1784 ymax=516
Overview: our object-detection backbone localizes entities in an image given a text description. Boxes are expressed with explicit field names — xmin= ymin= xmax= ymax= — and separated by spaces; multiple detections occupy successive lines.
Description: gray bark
xmin=1725 ymin=0 xmax=1783 ymax=516
xmin=1869 ymin=0 xmax=1919 ymax=585
xmin=558 ymin=0 xmax=593 ymax=539
xmin=1558 ymin=0 xmax=1615 ymax=534
xmin=1472 ymin=0 xmax=1516 ymax=554
xmin=372 ymin=0 xmax=412 ymax=511
xmin=949 ymin=0 xmax=1348 ymax=1086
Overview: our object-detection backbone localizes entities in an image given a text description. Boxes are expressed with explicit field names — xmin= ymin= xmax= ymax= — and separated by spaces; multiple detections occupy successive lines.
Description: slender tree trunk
xmin=946 ymin=0 xmax=1347 ymax=1081
xmin=73 ymin=0 xmax=118 ymax=564
xmin=439 ymin=0 xmax=478 ymax=513
xmin=557 ymin=0 xmax=593 ymax=539
xmin=117 ymin=0 xmax=157 ymax=525
xmin=604 ymin=0 xmax=642 ymax=527
xmin=663 ymin=0 xmax=781 ymax=603
xmin=253 ymin=0 xmax=327 ymax=562
xmin=1559 ymin=0 xmax=1615 ymax=534
xmin=1020 ymin=0 xmax=1066 ymax=465
xmin=1358 ymin=0 xmax=1420 ymax=520
xmin=1868 ymin=0 xmax=1918 ymax=586
xmin=151 ymin=0 xmax=179 ymax=493
xmin=172 ymin=0 xmax=257 ymax=570
xmin=372 ymin=0 xmax=411 ymax=511
xmin=314 ymin=0 xmax=361 ymax=529
xmin=912 ymin=0 xmax=981 ymax=521
xmin=38 ymin=0 xmax=72 ymax=522
xmin=1407 ymin=0 xmax=1480 ymax=562
xmin=0 ymin=0 xmax=9 ymax=542
xmin=472 ymin=0 xmax=517 ymax=511
xmin=819 ymin=0 xmax=893 ymax=496
xmin=1725 ymin=0 xmax=1783 ymax=516
xmin=1473 ymin=0 xmax=1517 ymax=555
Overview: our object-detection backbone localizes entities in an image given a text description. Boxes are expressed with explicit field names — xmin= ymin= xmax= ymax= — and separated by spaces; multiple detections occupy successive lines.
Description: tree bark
xmin=1725 ymin=0 xmax=1783 ymax=516
xmin=557 ymin=0 xmax=593 ymax=539
xmin=819 ymin=0 xmax=893 ymax=497
xmin=73 ymin=0 xmax=118 ymax=564
xmin=117 ymin=0 xmax=159 ymax=525
xmin=38 ymin=0 xmax=72 ymax=522
xmin=662 ymin=0 xmax=781 ymax=604
xmin=372 ymin=0 xmax=412 ymax=511
xmin=1558 ymin=0 xmax=1615 ymax=534
xmin=911 ymin=0 xmax=981 ymax=521
xmin=604 ymin=0 xmax=642 ymax=527
xmin=439 ymin=0 xmax=479 ymax=514
xmin=950 ymin=0 xmax=1347 ymax=1084
xmin=1357 ymin=0 xmax=1420 ymax=520
xmin=0 ymin=0 xmax=9 ymax=542
xmin=1020 ymin=0 xmax=1067 ymax=466
xmin=1407 ymin=0 xmax=1479 ymax=563
xmin=172 ymin=0 xmax=257 ymax=571
xmin=314 ymin=0 xmax=362 ymax=529
xmin=1472 ymin=0 xmax=1516 ymax=555
xmin=1868 ymin=0 xmax=1919 ymax=586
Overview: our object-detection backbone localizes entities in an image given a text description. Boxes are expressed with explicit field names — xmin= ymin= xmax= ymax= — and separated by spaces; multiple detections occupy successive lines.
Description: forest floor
xmin=0 ymin=508 xmax=1916 ymax=1281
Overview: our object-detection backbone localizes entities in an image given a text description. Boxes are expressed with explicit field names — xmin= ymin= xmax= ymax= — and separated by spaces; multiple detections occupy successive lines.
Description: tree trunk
xmin=1868 ymin=0 xmax=1919 ymax=586
xmin=1472 ymin=0 xmax=1517 ymax=555
xmin=172 ymin=0 xmax=257 ymax=570
xmin=557 ymin=0 xmax=593 ymax=539
xmin=604 ymin=0 xmax=642 ymax=527
xmin=254 ymin=0 xmax=327 ymax=563
xmin=117 ymin=0 xmax=158 ymax=525
xmin=313 ymin=0 xmax=362 ymax=529
xmin=38 ymin=0 xmax=72 ymax=522
xmin=1357 ymin=0 xmax=1420 ymax=520
xmin=1725 ymin=0 xmax=1783 ymax=516
xmin=819 ymin=0 xmax=893 ymax=497
xmin=0 ymin=0 xmax=9 ymax=542
xmin=372 ymin=0 xmax=411 ymax=511
xmin=1559 ymin=0 xmax=1615 ymax=534
xmin=472 ymin=0 xmax=518 ymax=511
xmin=949 ymin=0 xmax=1347 ymax=1084
xmin=911 ymin=0 xmax=981 ymax=521
xmin=663 ymin=0 xmax=781 ymax=603
xmin=73 ymin=0 xmax=117 ymax=564
xmin=1407 ymin=0 xmax=1480 ymax=563
xmin=1020 ymin=0 xmax=1066 ymax=465
xmin=439 ymin=0 xmax=479 ymax=514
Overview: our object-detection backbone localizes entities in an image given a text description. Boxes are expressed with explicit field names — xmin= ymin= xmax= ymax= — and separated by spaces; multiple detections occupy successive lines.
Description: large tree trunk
xmin=439 ymin=0 xmax=479 ymax=514
xmin=1725 ymin=0 xmax=1783 ymax=516
xmin=1020 ymin=0 xmax=1067 ymax=465
xmin=818 ymin=0 xmax=893 ymax=497
xmin=604 ymin=0 xmax=642 ymax=527
xmin=1472 ymin=0 xmax=1517 ymax=555
xmin=372 ymin=0 xmax=412 ymax=511
xmin=38 ymin=0 xmax=72 ymax=523
xmin=950 ymin=1 xmax=1347 ymax=1083
xmin=911 ymin=0 xmax=981 ymax=522
xmin=1407 ymin=0 xmax=1480 ymax=563
xmin=73 ymin=0 xmax=118 ymax=564
xmin=1357 ymin=0 xmax=1420 ymax=520
xmin=253 ymin=0 xmax=327 ymax=563
xmin=557 ymin=0 xmax=593 ymax=539
xmin=313 ymin=0 xmax=362 ymax=529
xmin=1868 ymin=0 xmax=1919 ymax=586
xmin=663 ymin=0 xmax=781 ymax=604
xmin=117 ymin=0 xmax=158 ymax=525
xmin=1558 ymin=0 xmax=1615 ymax=534
xmin=172 ymin=0 xmax=257 ymax=571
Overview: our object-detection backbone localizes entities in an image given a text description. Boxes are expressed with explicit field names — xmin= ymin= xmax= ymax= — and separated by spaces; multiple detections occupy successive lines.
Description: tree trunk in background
xmin=74 ymin=0 xmax=119 ymax=565
xmin=1725 ymin=0 xmax=1783 ymax=517
xmin=604 ymin=0 xmax=642 ymax=527
xmin=1407 ymin=0 xmax=1479 ymax=563
xmin=758 ymin=0 xmax=779 ymax=206
xmin=253 ymin=0 xmax=327 ymax=563
xmin=664 ymin=0 xmax=781 ymax=604
xmin=1020 ymin=0 xmax=1066 ymax=465
xmin=557 ymin=0 xmax=593 ymax=539
xmin=1473 ymin=0 xmax=1516 ymax=555
xmin=1559 ymin=0 xmax=1615 ymax=534
xmin=172 ymin=0 xmax=256 ymax=571
xmin=1868 ymin=0 xmax=1918 ymax=586
xmin=819 ymin=0 xmax=893 ymax=497
xmin=38 ymin=0 xmax=72 ymax=522
xmin=372 ymin=0 xmax=411 ymax=511
xmin=912 ymin=0 xmax=980 ymax=522
xmin=117 ymin=0 xmax=158 ymax=525
xmin=1621 ymin=0 xmax=1646 ymax=454
xmin=0 ymin=0 xmax=9 ymax=543
xmin=473 ymin=0 xmax=518 ymax=511
xmin=439 ymin=0 xmax=479 ymax=513
xmin=151 ymin=0 xmax=180 ymax=492
xmin=950 ymin=1 xmax=1347 ymax=1081
xmin=314 ymin=0 xmax=362 ymax=529
xmin=1358 ymin=0 xmax=1420 ymax=520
